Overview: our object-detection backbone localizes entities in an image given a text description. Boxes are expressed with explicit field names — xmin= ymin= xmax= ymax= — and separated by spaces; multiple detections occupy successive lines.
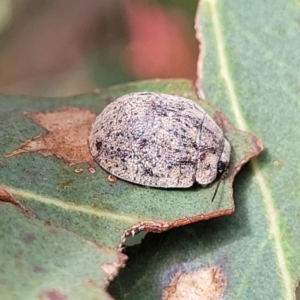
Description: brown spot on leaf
xmin=33 ymin=266 xmax=45 ymax=273
xmin=74 ymin=168 xmax=84 ymax=174
xmin=60 ymin=180 xmax=74 ymax=188
xmin=85 ymin=278 xmax=95 ymax=286
xmin=101 ymin=262 xmax=122 ymax=281
xmin=273 ymin=160 xmax=282 ymax=167
xmin=0 ymin=186 xmax=34 ymax=217
xmin=162 ymin=266 xmax=227 ymax=300
xmin=44 ymin=220 xmax=52 ymax=226
xmin=38 ymin=289 xmax=68 ymax=300
xmin=107 ymin=174 xmax=117 ymax=183
xmin=7 ymin=107 xmax=95 ymax=165
xmin=14 ymin=252 xmax=23 ymax=259
xmin=23 ymin=233 xmax=36 ymax=244
xmin=89 ymin=167 xmax=96 ymax=173
xmin=101 ymin=251 xmax=128 ymax=285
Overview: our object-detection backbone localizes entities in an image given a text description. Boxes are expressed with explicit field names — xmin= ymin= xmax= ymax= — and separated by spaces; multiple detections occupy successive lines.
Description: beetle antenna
xmin=211 ymin=168 xmax=229 ymax=202
xmin=211 ymin=180 xmax=221 ymax=202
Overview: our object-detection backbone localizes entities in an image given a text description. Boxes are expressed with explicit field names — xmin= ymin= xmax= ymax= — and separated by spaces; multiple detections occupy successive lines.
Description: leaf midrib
xmin=2 ymin=185 xmax=141 ymax=224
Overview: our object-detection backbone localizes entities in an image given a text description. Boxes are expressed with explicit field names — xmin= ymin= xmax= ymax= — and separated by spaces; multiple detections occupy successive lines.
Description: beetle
xmin=89 ymin=92 xmax=230 ymax=190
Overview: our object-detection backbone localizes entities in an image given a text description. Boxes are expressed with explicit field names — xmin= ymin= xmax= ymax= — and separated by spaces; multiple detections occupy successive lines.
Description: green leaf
xmin=0 ymin=201 xmax=125 ymax=300
xmin=110 ymin=0 xmax=300 ymax=299
xmin=0 ymin=79 xmax=259 ymax=298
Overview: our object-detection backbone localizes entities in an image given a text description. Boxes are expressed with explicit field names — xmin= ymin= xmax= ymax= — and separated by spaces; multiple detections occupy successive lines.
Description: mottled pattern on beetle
xmin=89 ymin=92 xmax=227 ymax=188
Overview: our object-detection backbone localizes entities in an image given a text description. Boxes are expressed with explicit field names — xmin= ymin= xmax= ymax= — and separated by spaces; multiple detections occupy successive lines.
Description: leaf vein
xmin=3 ymin=185 xmax=141 ymax=224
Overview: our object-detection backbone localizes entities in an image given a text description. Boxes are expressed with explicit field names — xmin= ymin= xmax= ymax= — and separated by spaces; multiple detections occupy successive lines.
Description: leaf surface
xmin=0 ymin=201 xmax=125 ymax=300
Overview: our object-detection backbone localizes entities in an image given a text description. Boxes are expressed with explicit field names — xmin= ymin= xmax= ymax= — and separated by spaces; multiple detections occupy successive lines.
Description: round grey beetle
xmin=89 ymin=92 xmax=230 ymax=188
